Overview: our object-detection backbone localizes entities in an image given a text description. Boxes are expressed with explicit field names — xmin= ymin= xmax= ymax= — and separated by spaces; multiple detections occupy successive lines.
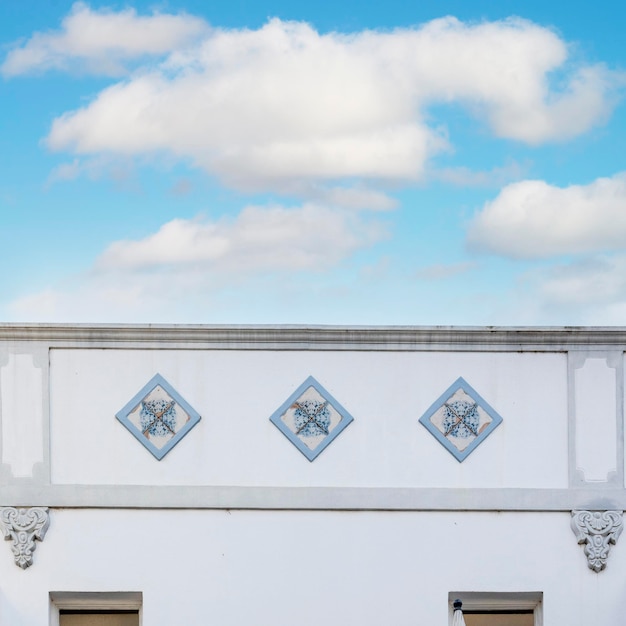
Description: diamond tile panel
xmin=116 ymin=373 xmax=201 ymax=460
xmin=419 ymin=376 xmax=503 ymax=462
xmin=270 ymin=376 xmax=354 ymax=461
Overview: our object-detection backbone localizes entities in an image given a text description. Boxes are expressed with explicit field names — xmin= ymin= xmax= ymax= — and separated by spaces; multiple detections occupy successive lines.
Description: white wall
xmin=0 ymin=509 xmax=621 ymax=626
xmin=1 ymin=327 xmax=623 ymax=626
xmin=49 ymin=349 xmax=568 ymax=488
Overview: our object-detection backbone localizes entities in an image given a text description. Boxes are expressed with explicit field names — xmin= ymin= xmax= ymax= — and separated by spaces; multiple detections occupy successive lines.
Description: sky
xmin=1 ymin=1 xmax=625 ymax=326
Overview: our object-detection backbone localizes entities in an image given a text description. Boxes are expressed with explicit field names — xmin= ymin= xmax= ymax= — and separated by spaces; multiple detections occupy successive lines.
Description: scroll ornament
xmin=571 ymin=510 xmax=623 ymax=572
xmin=0 ymin=507 xmax=49 ymax=569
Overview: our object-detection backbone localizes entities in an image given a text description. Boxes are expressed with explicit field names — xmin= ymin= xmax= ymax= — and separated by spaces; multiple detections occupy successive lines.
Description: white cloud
xmin=537 ymin=256 xmax=626 ymax=307
xmin=45 ymin=155 xmax=136 ymax=189
xmin=1 ymin=2 xmax=207 ymax=76
xmin=430 ymin=161 xmax=528 ymax=188
xmin=467 ymin=173 xmax=626 ymax=258
xmin=308 ymin=186 xmax=397 ymax=211
xmin=47 ymin=159 xmax=82 ymax=182
xmin=9 ymin=284 xmax=145 ymax=322
xmin=97 ymin=203 xmax=385 ymax=272
xmin=36 ymin=15 xmax=622 ymax=194
xmin=8 ymin=202 xmax=388 ymax=322
xmin=504 ymin=254 xmax=626 ymax=325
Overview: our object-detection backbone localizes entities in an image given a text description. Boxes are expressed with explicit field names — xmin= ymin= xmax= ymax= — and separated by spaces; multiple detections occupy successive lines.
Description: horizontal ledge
xmin=2 ymin=324 xmax=626 ymax=350
xmin=1 ymin=486 xmax=624 ymax=512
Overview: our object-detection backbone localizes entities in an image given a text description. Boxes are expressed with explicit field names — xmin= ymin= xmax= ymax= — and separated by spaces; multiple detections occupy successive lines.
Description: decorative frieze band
xmin=0 ymin=506 xmax=49 ymax=569
xmin=571 ymin=510 xmax=623 ymax=572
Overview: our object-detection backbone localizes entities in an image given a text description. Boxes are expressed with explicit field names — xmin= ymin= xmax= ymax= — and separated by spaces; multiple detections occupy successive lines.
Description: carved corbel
xmin=571 ymin=510 xmax=623 ymax=572
xmin=0 ymin=507 xmax=49 ymax=569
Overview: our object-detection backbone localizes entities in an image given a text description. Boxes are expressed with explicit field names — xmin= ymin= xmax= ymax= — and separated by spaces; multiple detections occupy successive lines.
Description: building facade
xmin=0 ymin=325 xmax=624 ymax=625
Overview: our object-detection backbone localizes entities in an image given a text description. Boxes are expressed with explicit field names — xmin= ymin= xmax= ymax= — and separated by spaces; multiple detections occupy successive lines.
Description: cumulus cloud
xmin=537 ymin=256 xmax=626 ymax=307
xmin=308 ymin=186 xmax=397 ymax=211
xmin=97 ymin=203 xmax=385 ymax=273
xmin=31 ymin=14 xmax=621 ymax=194
xmin=467 ymin=173 xmax=626 ymax=258
xmin=505 ymin=254 xmax=626 ymax=325
xmin=8 ymin=284 xmax=145 ymax=322
xmin=430 ymin=161 xmax=528 ymax=188
xmin=1 ymin=2 xmax=207 ymax=76
xmin=45 ymin=155 xmax=137 ymax=190
xmin=8 ymin=201 xmax=388 ymax=322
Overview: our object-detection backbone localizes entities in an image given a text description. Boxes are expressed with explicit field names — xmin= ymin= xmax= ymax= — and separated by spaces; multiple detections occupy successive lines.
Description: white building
xmin=0 ymin=324 xmax=623 ymax=626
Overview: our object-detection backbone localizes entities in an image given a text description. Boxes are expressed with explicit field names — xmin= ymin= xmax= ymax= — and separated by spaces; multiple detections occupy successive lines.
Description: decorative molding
xmin=0 ymin=506 xmax=49 ymax=569
xmin=0 ymin=346 xmax=51 ymax=486
xmin=571 ymin=510 xmax=623 ymax=572
xmin=4 ymin=323 xmax=626 ymax=350
xmin=1 ymin=486 xmax=626 ymax=511
xmin=568 ymin=352 xmax=624 ymax=489
xmin=0 ymin=353 xmax=45 ymax=479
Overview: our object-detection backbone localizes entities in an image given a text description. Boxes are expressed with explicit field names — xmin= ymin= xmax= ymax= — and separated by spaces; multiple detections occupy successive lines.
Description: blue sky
xmin=1 ymin=1 xmax=625 ymax=325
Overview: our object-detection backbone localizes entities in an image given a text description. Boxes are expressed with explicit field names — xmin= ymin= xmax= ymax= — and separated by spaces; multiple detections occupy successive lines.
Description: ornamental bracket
xmin=0 ymin=507 xmax=49 ymax=569
xmin=571 ymin=510 xmax=623 ymax=572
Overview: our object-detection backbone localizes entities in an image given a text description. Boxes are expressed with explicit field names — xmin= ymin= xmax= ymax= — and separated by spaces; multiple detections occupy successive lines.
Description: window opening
xmin=50 ymin=592 xmax=142 ymax=626
xmin=59 ymin=611 xmax=138 ymax=626
xmin=449 ymin=592 xmax=542 ymax=626
xmin=463 ymin=612 xmax=534 ymax=626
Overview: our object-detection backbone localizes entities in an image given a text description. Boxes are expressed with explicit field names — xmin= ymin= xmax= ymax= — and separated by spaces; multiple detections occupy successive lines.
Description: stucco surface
xmin=0 ymin=509 xmax=621 ymax=626
xmin=49 ymin=349 xmax=568 ymax=488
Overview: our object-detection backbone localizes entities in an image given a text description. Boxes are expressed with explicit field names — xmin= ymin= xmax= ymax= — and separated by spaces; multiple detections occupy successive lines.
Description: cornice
xmin=2 ymin=323 xmax=626 ymax=350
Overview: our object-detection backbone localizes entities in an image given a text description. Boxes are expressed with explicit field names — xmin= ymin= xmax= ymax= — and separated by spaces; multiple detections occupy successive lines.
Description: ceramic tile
xmin=116 ymin=374 xmax=201 ymax=460
xmin=419 ymin=377 xmax=503 ymax=462
xmin=269 ymin=376 xmax=354 ymax=461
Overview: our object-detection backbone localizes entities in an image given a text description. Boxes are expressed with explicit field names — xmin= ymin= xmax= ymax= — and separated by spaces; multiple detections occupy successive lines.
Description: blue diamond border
xmin=269 ymin=375 xmax=354 ymax=462
xmin=419 ymin=376 xmax=503 ymax=462
xmin=116 ymin=373 xmax=201 ymax=460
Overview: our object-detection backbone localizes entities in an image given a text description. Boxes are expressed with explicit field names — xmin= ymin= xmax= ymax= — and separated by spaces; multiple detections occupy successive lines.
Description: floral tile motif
xmin=116 ymin=373 xmax=201 ymax=460
xmin=269 ymin=376 xmax=354 ymax=461
xmin=419 ymin=377 xmax=503 ymax=462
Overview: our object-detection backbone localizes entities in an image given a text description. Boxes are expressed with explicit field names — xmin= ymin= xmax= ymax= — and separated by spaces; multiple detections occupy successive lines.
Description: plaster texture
xmin=0 ymin=325 xmax=625 ymax=625
xmin=49 ymin=349 xmax=567 ymax=489
xmin=574 ymin=358 xmax=618 ymax=481
xmin=1 ymin=353 xmax=44 ymax=477
xmin=0 ymin=509 xmax=622 ymax=626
